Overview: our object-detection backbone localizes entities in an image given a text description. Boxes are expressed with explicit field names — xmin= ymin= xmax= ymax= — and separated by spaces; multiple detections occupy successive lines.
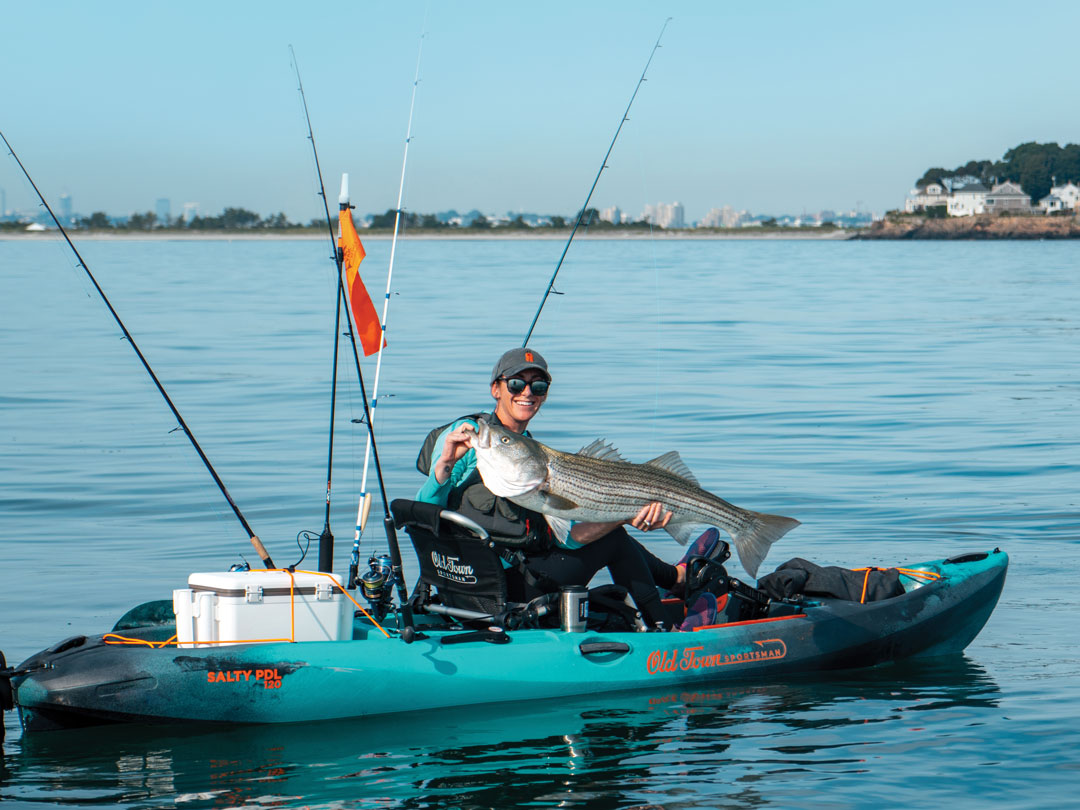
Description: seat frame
xmin=391 ymin=498 xmax=553 ymax=628
xmin=391 ymin=499 xmax=646 ymax=631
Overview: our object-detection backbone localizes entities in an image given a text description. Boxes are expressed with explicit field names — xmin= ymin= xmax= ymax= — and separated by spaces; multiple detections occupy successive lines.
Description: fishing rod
xmin=347 ymin=30 xmax=426 ymax=592
xmin=289 ymin=51 xmax=416 ymax=639
xmin=522 ymin=17 xmax=672 ymax=346
xmin=289 ymin=45 xmax=348 ymax=573
xmin=337 ymin=176 xmax=414 ymax=639
xmin=0 ymin=128 xmax=276 ymax=570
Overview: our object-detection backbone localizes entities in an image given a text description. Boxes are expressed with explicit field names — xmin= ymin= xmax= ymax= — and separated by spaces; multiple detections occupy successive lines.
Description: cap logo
xmin=524 ymin=351 xmax=534 ymax=362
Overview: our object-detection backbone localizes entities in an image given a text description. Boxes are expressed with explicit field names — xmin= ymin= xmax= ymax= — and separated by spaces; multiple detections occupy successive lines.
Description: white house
xmin=905 ymin=182 xmax=949 ymax=213
xmin=1038 ymin=194 xmax=1066 ymax=214
xmin=985 ymin=181 xmax=1032 ymax=214
xmin=947 ymin=182 xmax=989 ymax=217
xmin=1047 ymin=181 xmax=1079 ymax=211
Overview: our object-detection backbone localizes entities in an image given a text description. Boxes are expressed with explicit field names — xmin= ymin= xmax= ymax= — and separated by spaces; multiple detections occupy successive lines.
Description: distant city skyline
xmin=3 ymin=2 xmax=1078 ymax=224
xmin=0 ymin=189 xmax=875 ymax=230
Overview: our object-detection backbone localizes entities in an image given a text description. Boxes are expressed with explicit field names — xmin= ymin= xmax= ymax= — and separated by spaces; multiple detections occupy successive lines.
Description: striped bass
xmin=472 ymin=418 xmax=799 ymax=577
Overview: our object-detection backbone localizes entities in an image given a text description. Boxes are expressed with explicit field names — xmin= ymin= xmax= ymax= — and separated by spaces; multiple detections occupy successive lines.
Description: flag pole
xmin=339 ymin=176 xmax=416 ymax=641
xmin=290 ymin=46 xmax=414 ymax=639
xmin=348 ymin=30 xmax=425 ymax=589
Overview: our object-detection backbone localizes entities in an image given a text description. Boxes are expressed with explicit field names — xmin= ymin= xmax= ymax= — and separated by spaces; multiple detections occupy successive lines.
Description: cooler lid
xmin=187 ymin=570 xmax=345 ymax=597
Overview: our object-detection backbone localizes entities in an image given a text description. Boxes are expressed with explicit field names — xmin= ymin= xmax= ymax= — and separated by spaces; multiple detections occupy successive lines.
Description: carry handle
xmin=579 ymin=641 xmax=631 ymax=655
xmin=438 ymin=509 xmax=490 ymax=541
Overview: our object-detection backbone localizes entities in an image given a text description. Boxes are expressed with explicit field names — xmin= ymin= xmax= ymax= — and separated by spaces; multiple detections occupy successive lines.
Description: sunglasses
xmin=500 ymin=377 xmax=550 ymax=396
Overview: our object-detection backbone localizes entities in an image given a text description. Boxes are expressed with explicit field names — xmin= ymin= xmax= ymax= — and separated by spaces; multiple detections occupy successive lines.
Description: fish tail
xmin=732 ymin=512 xmax=800 ymax=579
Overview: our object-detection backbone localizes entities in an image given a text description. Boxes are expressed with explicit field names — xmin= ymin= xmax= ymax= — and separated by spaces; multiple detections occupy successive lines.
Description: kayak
xmin=5 ymin=547 xmax=1006 ymax=732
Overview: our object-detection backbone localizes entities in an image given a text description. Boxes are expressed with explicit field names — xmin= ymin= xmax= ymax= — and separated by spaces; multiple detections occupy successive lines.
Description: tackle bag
xmin=757 ymin=558 xmax=905 ymax=603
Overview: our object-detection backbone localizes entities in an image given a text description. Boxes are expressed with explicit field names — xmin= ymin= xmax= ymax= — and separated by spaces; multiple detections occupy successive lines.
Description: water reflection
xmin=4 ymin=657 xmax=999 ymax=809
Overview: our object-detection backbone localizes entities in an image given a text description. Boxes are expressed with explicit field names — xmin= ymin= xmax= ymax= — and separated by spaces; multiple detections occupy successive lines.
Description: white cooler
xmin=173 ymin=570 xmax=354 ymax=648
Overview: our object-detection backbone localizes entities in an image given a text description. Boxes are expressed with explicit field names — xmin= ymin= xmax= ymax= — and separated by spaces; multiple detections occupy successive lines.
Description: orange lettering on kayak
xmin=206 ymin=668 xmax=285 ymax=688
xmin=646 ymin=639 xmax=788 ymax=675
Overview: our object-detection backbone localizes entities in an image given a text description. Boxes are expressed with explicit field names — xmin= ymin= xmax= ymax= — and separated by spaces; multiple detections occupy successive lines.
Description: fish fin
xmin=665 ymin=521 xmax=710 ymax=546
xmin=540 ymin=491 xmax=580 ymax=511
xmin=644 ymin=451 xmax=701 ymax=487
xmin=544 ymin=515 xmax=573 ymax=542
xmin=577 ymin=439 xmax=627 ymax=463
xmin=731 ymin=512 xmax=801 ymax=579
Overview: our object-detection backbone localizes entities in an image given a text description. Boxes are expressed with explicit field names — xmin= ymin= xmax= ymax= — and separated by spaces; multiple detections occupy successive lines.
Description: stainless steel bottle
xmin=559 ymin=585 xmax=588 ymax=632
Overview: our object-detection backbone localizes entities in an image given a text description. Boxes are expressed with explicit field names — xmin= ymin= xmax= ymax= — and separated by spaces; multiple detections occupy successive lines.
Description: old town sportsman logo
xmin=646 ymin=639 xmax=787 ymax=675
xmin=431 ymin=551 xmax=477 ymax=584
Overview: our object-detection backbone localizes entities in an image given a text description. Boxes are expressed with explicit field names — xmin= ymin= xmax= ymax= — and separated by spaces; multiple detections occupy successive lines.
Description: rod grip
xmin=360 ymin=493 xmax=374 ymax=532
xmin=249 ymin=535 xmax=275 ymax=569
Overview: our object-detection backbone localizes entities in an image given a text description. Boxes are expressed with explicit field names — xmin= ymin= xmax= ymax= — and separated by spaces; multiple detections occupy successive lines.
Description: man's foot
xmin=679 ymin=592 xmax=718 ymax=631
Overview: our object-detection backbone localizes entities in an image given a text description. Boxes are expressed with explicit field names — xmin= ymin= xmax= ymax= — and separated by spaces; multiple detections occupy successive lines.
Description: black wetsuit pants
xmin=505 ymin=527 xmax=678 ymax=628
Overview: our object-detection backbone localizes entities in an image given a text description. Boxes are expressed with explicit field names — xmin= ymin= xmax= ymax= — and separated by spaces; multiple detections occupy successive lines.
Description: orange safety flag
xmin=338 ymin=207 xmax=384 ymax=356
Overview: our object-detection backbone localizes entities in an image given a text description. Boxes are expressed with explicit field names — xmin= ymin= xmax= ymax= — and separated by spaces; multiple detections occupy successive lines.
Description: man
xmin=416 ymin=347 xmax=722 ymax=630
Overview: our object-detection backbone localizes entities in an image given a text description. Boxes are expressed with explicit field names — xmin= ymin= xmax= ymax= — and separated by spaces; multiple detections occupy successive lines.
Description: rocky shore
xmin=859 ymin=214 xmax=1080 ymax=240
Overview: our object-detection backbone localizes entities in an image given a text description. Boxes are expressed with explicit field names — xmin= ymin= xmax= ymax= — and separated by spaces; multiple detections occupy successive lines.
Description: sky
xmin=2 ymin=0 xmax=1079 ymax=223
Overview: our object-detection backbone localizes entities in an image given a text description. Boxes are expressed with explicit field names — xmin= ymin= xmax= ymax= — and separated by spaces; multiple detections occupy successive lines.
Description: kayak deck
xmin=9 ymin=549 xmax=1007 ymax=732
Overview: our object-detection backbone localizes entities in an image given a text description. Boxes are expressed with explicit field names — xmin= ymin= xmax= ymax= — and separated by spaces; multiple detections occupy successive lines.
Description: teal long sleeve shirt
xmin=415 ymin=417 xmax=482 ymax=507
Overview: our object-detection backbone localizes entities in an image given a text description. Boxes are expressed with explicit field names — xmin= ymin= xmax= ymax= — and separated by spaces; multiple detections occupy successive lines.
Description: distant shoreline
xmin=0 ymin=228 xmax=857 ymax=242
xmin=8 ymin=218 xmax=1077 ymax=240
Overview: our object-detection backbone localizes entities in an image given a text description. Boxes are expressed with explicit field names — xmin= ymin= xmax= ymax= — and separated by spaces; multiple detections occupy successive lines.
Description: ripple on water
xmin=2 ymin=239 xmax=1078 ymax=808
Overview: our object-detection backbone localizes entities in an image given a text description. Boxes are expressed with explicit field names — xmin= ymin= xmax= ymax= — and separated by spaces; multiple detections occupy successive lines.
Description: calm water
xmin=1 ymin=237 xmax=1077 ymax=808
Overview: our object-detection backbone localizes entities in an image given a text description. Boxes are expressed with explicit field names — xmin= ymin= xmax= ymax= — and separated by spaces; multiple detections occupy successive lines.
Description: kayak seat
xmin=391 ymin=498 xmax=536 ymax=627
xmin=391 ymin=499 xmax=650 ymax=631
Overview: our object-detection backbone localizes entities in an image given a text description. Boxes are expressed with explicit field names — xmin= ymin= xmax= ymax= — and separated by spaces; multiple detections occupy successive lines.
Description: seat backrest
xmin=391 ymin=499 xmax=509 ymax=616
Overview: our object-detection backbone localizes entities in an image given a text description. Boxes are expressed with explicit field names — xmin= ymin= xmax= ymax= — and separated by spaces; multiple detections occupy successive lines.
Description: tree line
xmin=76 ymin=208 xmax=305 ymax=231
xmin=67 ymin=206 xmax=661 ymax=232
xmin=366 ymin=208 xmax=654 ymax=230
xmin=916 ymin=142 xmax=1080 ymax=204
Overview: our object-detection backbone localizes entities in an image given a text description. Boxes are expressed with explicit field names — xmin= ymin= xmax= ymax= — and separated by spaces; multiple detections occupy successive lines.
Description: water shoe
xmin=679 ymin=592 xmax=718 ymax=631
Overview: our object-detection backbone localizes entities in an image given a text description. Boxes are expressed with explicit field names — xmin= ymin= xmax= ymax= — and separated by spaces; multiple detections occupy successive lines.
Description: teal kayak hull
xmin=11 ymin=549 xmax=1007 ymax=732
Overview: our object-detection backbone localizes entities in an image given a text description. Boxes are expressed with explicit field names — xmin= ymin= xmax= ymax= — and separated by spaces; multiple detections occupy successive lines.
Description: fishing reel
xmin=359 ymin=553 xmax=396 ymax=618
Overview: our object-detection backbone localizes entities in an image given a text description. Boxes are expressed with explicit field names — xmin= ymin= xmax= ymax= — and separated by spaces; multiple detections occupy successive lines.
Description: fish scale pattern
xmin=543 ymin=449 xmax=750 ymax=534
